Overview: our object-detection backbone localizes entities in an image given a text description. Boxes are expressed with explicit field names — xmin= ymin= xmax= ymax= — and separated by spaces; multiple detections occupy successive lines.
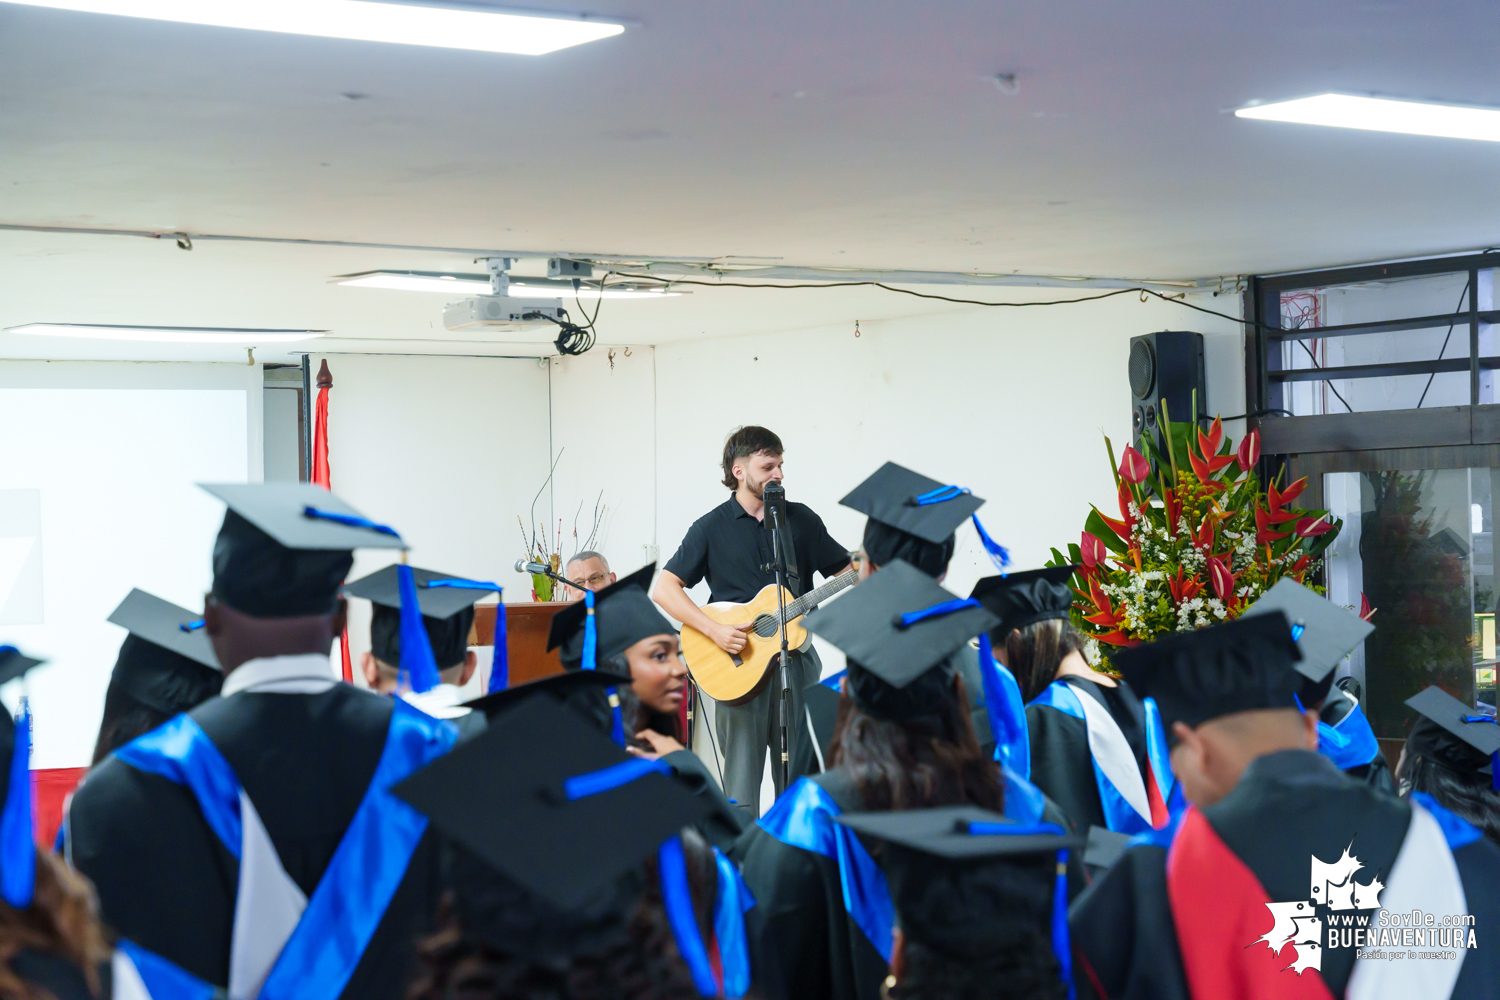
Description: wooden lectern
xmin=471 ymin=603 xmax=570 ymax=686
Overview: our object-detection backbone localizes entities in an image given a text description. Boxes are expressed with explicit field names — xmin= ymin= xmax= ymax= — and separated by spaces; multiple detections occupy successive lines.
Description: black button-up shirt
xmin=663 ymin=495 xmax=850 ymax=604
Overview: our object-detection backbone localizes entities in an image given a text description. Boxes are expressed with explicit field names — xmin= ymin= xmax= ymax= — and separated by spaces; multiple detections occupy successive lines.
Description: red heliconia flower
xmin=1166 ymin=565 xmax=1204 ymax=606
xmin=1083 ymin=578 xmax=1126 ymax=628
xmin=1267 ymin=476 xmax=1308 ymax=511
xmin=1295 ymin=516 xmax=1334 ymax=539
xmin=1118 ymin=482 xmax=1139 ymax=535
xmin=1191 ymin=518 xmax=1216 ymax=552
xmin=1080 ymin=531 xmax=1107 ymax=569
xmin=1118 ymin=445 xmax=1151 ymax=485
xmin=1255 ymin=508 xmax=1293 ymax=544
xmin=1359 ymin=593 xmax=1375 ymax=621
xmin=1092 ymin=630 xmax=1141 ymax=648
xmin=1198 ymin=417 xmax=1224 ymax=459
xmin=1187 ymin=449 xmax=1230 ymax=494
xmin=1206 ymin=555 xmax=1236 ymax=602
xmin=1162 ymin=488 xmax=1182 ymax=531
xmin=1236 ymin=429 xmax=1261 ymax=471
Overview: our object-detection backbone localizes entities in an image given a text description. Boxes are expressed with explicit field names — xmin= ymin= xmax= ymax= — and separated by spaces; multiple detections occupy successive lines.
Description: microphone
xmin=515 ymin=558 xmax=553 ymax=575
xmin=762 ymin=480 xmax=787 ymax=528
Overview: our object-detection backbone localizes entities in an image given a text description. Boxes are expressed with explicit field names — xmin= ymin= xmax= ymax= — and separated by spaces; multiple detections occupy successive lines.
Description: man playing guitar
xmin=653 ymin=425 xmax=852 ymax=814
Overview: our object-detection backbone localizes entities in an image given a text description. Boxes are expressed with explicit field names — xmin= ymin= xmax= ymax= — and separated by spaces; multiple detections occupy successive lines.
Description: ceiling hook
xmin=175 ymin=233 xmax=193 ymax=251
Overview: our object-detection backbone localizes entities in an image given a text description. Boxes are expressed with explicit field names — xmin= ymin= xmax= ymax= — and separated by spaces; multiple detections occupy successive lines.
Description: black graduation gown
xmin=1026 ymin=676 xmax=1150 ymax=833
xmin=731 ymin=765 xmax=1076 ymax=1000
xmin=9 ymin=951 xmax=107 ymax=1000
xmin=68 ymin=685 xmax=444 ymax=1000
xmin=662 ymin=748 xmax=746 ymax=851
xmin=951 ymin=644 xmax=994 ymax=753
xmin=1070 ymin=750 xmax=1500 ymax=1000
xmin=731 ymin=768 xmax=888 ymax=1000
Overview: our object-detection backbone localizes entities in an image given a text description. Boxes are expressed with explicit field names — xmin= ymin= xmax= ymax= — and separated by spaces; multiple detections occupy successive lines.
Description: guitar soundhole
xmin=752 ymin=614 xmax=779 ymax=638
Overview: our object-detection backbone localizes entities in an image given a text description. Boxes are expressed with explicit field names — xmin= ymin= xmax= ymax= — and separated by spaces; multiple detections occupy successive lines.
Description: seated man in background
xmin=560 ymin=550 xmax=615 ymax=600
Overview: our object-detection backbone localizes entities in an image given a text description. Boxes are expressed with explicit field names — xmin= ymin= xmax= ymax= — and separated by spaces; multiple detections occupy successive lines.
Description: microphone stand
xmin=766 ymin=501 xmax=793 ymax=791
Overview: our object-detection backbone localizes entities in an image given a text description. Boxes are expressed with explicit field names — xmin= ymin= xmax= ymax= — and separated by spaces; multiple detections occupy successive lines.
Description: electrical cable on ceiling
xmin=608 ymin=272 xmax=1267 ymax=329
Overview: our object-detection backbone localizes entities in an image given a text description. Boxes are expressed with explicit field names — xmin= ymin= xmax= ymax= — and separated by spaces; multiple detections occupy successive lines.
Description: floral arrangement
xmin=1047 ymin=412 xmax=1343 ymax=662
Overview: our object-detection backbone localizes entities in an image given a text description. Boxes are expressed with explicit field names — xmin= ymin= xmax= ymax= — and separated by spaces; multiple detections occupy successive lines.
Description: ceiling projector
xmin=443 ymin=295 xmax=566 ymax=331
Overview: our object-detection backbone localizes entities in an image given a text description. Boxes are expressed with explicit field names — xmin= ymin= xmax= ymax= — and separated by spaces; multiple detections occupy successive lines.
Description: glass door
xmin=1322 ymin=467 xmax=1498 ymax=739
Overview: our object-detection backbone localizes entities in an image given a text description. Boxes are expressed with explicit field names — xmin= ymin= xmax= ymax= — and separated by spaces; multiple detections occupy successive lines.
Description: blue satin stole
xmin=114 ymin=700 xmax=457 ymax=999
xmin=713 ymin=846 xmax=756 ymax=998
xmin=757 ymin=778 xmax=895 ymax=963
xmin=1317 ymin=702 xmax=1381 ymax=771
xmin=1029 ymin=680 xmax=1180 ymax=835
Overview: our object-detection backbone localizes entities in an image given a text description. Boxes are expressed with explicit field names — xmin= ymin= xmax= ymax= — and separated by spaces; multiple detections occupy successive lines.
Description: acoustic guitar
xmin=681 ymin=567 xmax=860 ymax=705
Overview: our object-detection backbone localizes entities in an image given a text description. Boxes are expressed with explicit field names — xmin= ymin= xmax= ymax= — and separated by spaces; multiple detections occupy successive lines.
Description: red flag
xmin=310 ymin=360 xmax=352 ymax=683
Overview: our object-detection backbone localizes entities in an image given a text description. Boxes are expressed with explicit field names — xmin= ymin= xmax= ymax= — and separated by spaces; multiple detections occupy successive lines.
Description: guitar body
xmin=682 ymin=585 xmax=809 ymax=705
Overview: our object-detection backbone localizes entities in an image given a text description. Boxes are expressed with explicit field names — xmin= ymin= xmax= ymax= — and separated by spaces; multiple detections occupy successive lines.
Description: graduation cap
xmin=0 ymin=646 xmax=44 ymax=909
xmin=1405 ymin=686 xmax=1500 ymax=789
xmin=546 ymin=564 xmax=672 ymax=666
xmin=344 ymin=565 xmax=499 ymax=673
xmin=1240 ymin=579 xmax=1373 ymax=684
xmin=1082 ymin=826 xmax=1132 ymax=874
xmin=1112 ymin=612 xmax=1303 ymax=741
xmin=842 ymin=463 xmax=1010 ymax=573
xmin=461 ymin=668 xmax=632 ymax=731
xmin=105 ymin=589 xmax=222 ymax=716
xmin=546 ymin=564 xmax=672 ymax=745
xmin=803 ymin=560 xmax=997 ymax=721
xmin=836 ymin=806 xmax=1079 ymax=983
xmin=201 ymin=482 xmax=403 ymax=620
xmin=970 ymin=566 xmax=1077 ymax=642
xmin=395 ymin=694 xmax=711 ymax=906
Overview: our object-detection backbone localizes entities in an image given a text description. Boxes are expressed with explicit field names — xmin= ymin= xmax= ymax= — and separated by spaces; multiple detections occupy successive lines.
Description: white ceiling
xmin=1 ymin=0 xmax=1497 ymax=361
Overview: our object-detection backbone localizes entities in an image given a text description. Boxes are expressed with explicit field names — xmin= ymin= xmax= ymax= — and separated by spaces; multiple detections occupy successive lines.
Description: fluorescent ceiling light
xmin=9 ymin=324 xmax=326 ymax=343
xmin=334 ymin=271 xmax=681 ymax=299
xmin=1236 ymin=93 xmax=1500 ymax=142
xmin=1 ymin=1 xmax=625 ymax=55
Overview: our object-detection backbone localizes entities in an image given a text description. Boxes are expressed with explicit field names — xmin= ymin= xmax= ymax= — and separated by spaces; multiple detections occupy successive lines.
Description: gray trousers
xmin=714 ymin=644 xmax=822 ymax=815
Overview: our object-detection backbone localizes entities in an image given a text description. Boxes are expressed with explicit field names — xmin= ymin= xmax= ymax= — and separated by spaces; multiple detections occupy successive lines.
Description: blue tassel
xmin=396 ymin=564 xmax=441 ymax=694
xmin=977 ymin=633 xmax=1030 ymax=779
xmin=1 ymin=703 xmax=35 ymax=909
xmin=970 ymin=513 xmax=1011 ymax=573
xmin=300 ymin=506 xmax=401 ymax=539
xmin=564 ymin=757 xmax=673 ymax=800
xmin=607 ymin=690 xmax=626 ymax=747
xmin=178 ymin=619 xmax=205 ymax=633
xmin=912 ymin=484 xmax=968 ymax=505
xmin=577 ymin=590 xmax=625 ymax=744
xmin=893 ymin=596 xmax=981 ymax=629
xmin=489 ymin=601 xmax=509 ymax=693
xmin=659 ymin=836 xmax=719 ymax=997
xmin=582 ymin=590 xmax=597 ymax=671
xmin=418 ymin=580 xmax=506 ymax=693
xmin=1053 ymin=848 xmax=1074 ymax=1000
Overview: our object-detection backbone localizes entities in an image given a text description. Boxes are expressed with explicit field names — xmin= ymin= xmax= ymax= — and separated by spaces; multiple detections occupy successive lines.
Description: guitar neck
xmin=782 ymin=567 xmax=859 ymax=621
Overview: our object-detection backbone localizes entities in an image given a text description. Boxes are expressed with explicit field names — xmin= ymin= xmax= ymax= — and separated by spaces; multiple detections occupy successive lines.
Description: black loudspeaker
xmin=1129 ymin=330 xmax=1206 ymax=452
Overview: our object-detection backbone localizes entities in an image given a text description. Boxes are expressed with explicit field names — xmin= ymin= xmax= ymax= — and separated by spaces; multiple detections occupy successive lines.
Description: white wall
xmin=309 ymin=353 xmax=554 ymax=694
xmin=652 ymin=290 xmax=1246 ymax=620
xmin=548 ymin=346 xmax=659 ymax=577
xmin=0 ymin=361 xmax=257 ymax=767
